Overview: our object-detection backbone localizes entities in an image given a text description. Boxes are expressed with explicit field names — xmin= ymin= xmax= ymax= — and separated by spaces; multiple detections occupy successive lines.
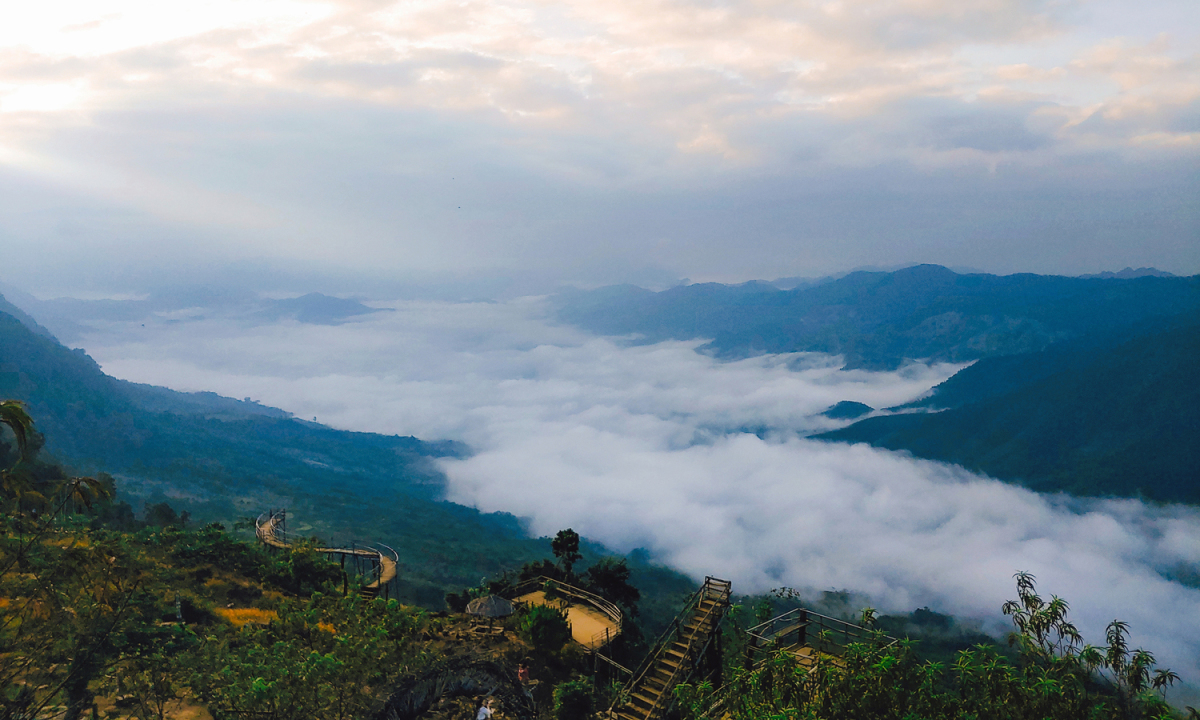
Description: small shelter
xmin=466 ymin=595 xmax=515 ymax=633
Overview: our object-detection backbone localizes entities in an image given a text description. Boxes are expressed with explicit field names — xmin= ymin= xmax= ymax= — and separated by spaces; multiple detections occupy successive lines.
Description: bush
xmin=444 ymin=590 xmax=469 ymax=613
xmin=520 ymin=604 xmax=571 ymax=656
xmin=552 ymin=679 xmax=593 ymax=720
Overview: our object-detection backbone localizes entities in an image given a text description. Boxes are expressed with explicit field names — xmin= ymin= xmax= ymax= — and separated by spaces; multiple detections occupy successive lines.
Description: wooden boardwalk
xmin=256 ymin=510 xmax=398 ymax=598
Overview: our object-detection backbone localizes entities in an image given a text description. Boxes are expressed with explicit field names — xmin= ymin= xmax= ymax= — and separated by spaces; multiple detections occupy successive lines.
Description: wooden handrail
xmin=642 ymin=578 xmax=729 ymax=720
xmin=745 ymin=606 xmax=896 ymax=664
xmin=256 ymin=510 xmax=397 ymax=593
xmin=612 ymin=576 xmax=730 ymax=720
xmin=504 ymin=575 xmax=624 ymax=629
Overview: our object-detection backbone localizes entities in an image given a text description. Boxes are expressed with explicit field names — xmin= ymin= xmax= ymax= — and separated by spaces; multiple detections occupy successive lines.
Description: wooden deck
xmin=512 ymin=589 xmax=621 ymax=649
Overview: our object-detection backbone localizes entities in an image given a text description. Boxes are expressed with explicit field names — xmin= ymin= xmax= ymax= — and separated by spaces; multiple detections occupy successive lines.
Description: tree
xmin=0 ymin=399 xmax=32 ymax=457
xmin=186 ymin=594 xmax=432 ymax=720
xmin=582 ymin=557 xmax=640 ymax=614
xmin=0 ymin=399 xmax=33 ymax=501
xmin=551 ymin=528 xmax=582 ymax=576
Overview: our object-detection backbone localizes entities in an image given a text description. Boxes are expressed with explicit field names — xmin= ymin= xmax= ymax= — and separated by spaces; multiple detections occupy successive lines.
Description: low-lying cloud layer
xmin=80 ymin=298 xmax=1200 ymax=687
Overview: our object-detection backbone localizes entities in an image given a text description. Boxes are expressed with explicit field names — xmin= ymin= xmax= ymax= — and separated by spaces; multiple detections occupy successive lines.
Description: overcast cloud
xmin=77 ymin=299 xmax=1200 ymax=689
xmin=1 ymin=0 xmax=1198 ymax=296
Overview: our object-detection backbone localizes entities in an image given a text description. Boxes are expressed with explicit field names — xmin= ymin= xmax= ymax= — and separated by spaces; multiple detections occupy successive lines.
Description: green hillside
xmin=0 ymin=305 xmax=694 ymax=611
xmin=816 ymin=319 xmax=1200 ymax=502
xmin=556 ymin=265 xmax=1200 ymax=369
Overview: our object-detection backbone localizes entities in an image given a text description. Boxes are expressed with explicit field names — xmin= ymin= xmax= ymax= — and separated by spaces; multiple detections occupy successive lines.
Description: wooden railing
xmin=612 ymin=576 xmax=730 ymax=719
xmin=746 ymin=607 xmax=894 ymax=664
xmin=642 ymin=578 xmax=729 ymax=720
xmin=504 ymin=575 xmax=624 ymax=631
xmin=255 ymin=509 xmax=398 ymax=596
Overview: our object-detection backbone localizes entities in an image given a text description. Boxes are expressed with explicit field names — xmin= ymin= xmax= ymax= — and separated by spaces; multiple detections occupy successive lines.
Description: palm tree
xmin=0 ymin=399 xmax=34 ymax=501
xmin=0 ymin=399 xmax=32 ymax=459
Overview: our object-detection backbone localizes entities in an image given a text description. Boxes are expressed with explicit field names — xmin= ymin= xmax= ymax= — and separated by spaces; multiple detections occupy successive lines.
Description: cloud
xmin=73 ymin=296 xmax=1200 ymax=688
xmin=0 ymin=0 xmax=1197 ymax=291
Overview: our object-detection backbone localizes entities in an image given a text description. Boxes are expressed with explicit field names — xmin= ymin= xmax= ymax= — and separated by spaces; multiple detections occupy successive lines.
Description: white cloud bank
xmin=79 ymin=298 xmax=1200 ymax=686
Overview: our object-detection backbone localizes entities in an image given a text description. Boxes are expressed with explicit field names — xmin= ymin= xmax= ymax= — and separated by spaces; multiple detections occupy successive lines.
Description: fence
xmin=745 ymin=607 xmax=893 ymax=664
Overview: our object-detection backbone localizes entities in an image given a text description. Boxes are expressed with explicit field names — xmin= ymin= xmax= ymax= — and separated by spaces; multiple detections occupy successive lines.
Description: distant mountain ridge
xmin=555 ymin=265 xmax=1200 ymax=369
xmin=1078 ymin=267 xmax=1176 ymax=279
xmin=4 ymin=287 xmax=390 ymax=344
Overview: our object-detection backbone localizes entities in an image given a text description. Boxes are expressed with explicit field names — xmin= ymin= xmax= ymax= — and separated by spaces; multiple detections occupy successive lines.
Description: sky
xmin=1 ymin=0 xmax=1198 ymax=297
xmin=75 ymin=298 xmax=1200 ymax=691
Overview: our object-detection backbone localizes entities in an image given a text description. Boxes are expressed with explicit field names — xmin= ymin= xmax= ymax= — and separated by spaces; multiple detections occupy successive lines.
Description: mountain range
xmin=556 ymin=265 xmax=1199 ymax=502
xmin=555 ymin=264 xmax=1199 ymax=370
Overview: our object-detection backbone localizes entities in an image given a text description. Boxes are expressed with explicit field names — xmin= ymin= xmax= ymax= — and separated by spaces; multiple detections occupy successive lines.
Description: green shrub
xmin=552 ymin=679 xmax=593 ymax=720
xmin=520 ymin=604 xmax=571 ymax=656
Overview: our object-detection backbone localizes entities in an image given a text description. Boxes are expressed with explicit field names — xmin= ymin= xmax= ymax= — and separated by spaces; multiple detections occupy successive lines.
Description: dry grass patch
xmin=214 ymin=607 xmax=277 ymax=627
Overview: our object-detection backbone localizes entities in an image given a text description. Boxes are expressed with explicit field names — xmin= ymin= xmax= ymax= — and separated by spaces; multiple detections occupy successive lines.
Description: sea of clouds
xmin=79 ymin=297 xmax=1200 ymax=688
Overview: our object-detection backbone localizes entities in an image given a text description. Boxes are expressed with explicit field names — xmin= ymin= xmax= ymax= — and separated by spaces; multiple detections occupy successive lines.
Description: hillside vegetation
xmin=0 ymin=305 xmax=695 ymax=614
xmin=818 ymin=319 xmax=1200 ymax=502
xmin=2 ymin=403 xmax=1190 ymax=719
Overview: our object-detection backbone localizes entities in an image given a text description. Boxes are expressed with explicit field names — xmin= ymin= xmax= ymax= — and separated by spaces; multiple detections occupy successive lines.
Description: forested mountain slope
xmin=556 ymin=265 xmax=1200 ymax=369
xmin=817 ymin=318 xmax=1200 ymax=502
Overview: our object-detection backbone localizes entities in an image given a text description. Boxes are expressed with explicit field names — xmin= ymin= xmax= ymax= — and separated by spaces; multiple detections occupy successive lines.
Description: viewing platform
xmin=504 ymin=576 xmax=624 ymax=650
xmin=746 ymin=607 xmax=894 ymax=669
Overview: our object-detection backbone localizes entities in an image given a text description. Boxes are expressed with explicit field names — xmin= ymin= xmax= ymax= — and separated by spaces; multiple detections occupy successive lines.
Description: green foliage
xmin=1 ymin=490 xmax=425 ymax=720
xmin=102 ymin=627 xmax=199 ymax=720
xmin=552 ymin=528 xmax=582 ymax=576
xmin=552 ymin=679 xmax=594 ymax=720
xmin=521 ymin=604 xmax=572 ymax=657
xmin=260 ymin=542 xmax=343 ymax=597
xmin=143 ymin=501 xmax=190 ymax=528
xmin=187 ymin=594 xmax=434 ymax=720
xmin=0 ymin=520 xmax=162 ymax=720
xmin=677 ymin=573 xmax=1180 ymax=720
xmin=582 ymin=557 xmax=641 ymax=614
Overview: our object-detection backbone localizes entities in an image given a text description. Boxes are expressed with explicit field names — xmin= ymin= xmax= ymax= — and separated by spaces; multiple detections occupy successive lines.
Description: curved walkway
xmin=256 ymin=509 xmax=398 ymax=597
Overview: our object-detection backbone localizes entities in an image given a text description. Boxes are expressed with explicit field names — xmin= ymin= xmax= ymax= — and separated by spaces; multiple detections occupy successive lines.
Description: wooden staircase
xmin=610 ymin=577 xmax=731 ymax=720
